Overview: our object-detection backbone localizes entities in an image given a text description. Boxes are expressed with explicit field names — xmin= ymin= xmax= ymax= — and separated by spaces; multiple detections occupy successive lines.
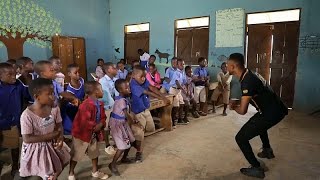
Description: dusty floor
xmin=1 ymin=106 xmax=320 ymax=180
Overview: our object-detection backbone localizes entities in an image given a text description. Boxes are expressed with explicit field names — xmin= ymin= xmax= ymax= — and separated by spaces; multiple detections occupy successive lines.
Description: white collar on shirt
xmin=104 ymin=74 xmax=116 ymax=81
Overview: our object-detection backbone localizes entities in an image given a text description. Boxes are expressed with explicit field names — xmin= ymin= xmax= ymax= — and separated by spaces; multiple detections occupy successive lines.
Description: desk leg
xmin=160 ymin=104 xmax=173 ymax=131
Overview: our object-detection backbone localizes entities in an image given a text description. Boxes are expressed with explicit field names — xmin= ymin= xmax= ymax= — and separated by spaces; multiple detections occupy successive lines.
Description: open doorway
xmin=245 ymin=9 xmax=301 ymax=107
xmin=124 ymin=23 xmax=150 ymax=65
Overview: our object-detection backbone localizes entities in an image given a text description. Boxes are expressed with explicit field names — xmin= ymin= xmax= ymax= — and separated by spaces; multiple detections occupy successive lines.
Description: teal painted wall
xmin=0 ymin=0 xmax=111 ymax=79
xmin=109 ymin=0 xmax=320 ymax=112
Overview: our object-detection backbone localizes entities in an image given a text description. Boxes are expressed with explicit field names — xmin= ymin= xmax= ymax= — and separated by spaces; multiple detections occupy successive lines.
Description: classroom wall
xmin=109 ymin=0 xmax=320 ymax=112
xmin=0 ymin=0 xmax=111 ymax=79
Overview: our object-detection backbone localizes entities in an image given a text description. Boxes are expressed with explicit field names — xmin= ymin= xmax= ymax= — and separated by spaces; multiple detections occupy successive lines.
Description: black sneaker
xmin=135 ymin=152 xmax=143 ymax=163
xmin=257 ymin=148 xmax=275 ymax=159
xmin=240 ymin=166 xmax=265 ymax=179
xmin=183 ymin=117 xmax=190 ymax=124
xmin=177 ymin=118 xmax=187 ymax=125
xmin=192 ymin=111 xmax=200 ymax=118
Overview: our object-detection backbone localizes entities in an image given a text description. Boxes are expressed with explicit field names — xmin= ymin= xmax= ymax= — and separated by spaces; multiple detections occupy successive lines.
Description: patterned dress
xmin=19 ymin=107 xmax=70 ymax=179
xmin=109 ymin=96 xmax=135 ymax=150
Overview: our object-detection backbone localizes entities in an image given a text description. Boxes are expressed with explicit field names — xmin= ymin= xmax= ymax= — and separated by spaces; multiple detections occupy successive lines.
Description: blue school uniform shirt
xmin=163 ymin=67 xmax=176 ymax=91
xmin=99 ymin=74 xmax=119 ymax=110
xmin=0 ymin=80 xmax=30 ymax=130
xmin=52 ymin=79 xmax=64 ymax=106
xmin=130 ymin=79 xmax=150 ymax=114
xmin=169 ymin=69 xmax=186 ymax=88
xmin=116 ymin=69 xmax=128 ymax=80
xmin=61 ymin=78 xmax=85 ymax=135
xmin=193 ymin=67 xmax=209 ymax=86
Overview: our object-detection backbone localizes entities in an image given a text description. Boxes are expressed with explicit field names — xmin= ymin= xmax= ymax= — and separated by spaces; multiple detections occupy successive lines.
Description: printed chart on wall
xmin=215 ymin=8 xmax=245 ymax=47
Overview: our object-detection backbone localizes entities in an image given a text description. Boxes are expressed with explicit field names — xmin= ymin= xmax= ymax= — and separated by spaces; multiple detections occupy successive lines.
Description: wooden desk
xmin=145 ymin=95 xmax=174 ymax=136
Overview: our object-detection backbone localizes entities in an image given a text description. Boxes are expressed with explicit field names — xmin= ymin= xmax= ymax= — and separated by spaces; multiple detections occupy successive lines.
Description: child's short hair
xmin=34 ymin=60 xmax=52 ymax=75
xmin=97 ymin=58 xmax=104 ymax=64
xmin=48 ymin=56 xmax=60 ymax=62
xmin=16 ymin=57 xmax=32 ymax=67
xmin=185 ymin=65 xmax=192 ymax=72
xmin=6 ymin=59 xmax=16 ymax=65
xmin=177 ymin=58 xmax=184 ymax=63
xmin=148 ymin=63 xmax=156 ymax=69
xmin=29 ymin=78 xmax=53 ymax=96
xmin=84 ymin=81 xmax=100 ymax=95
xmin=120 ymin=59 xmax=126 ymax=64
xmin=115 ymin=79 xmax=127 ymax=92
xmin=0 ymin=62 xmax=13 ymax=74
xmin=102 ymin=62 xmax=114 ymax=74
xmin=137 ymin=49 xmax=143 ymax=53
xmin=133 ymin=65 xmax=146 ymax=75
xmin=171 ymin=57 xmax=178 ymax=61
xmin=198 ymin=57 xmax=206 ymax=64
xmin=67 ymin=63 xmax=79 ymax=72
xmin=150 ymin=55 xmax=156 ymax=59
xmin=117 ymin=61 xmax=124 ymax=66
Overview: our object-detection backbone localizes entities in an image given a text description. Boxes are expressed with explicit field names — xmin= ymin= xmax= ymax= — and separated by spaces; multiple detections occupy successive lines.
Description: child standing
xmin=61 ymin=64 xmax=85 ymax=135
xmin=146 ymin=63 xmax=161 ymax=89
xmin=211 ymin=62 xmax=232 ymax=116
xmin=68 ymin=81 xmax=109 ymax=180
xmin=108 ymin=79 xmax=137 ymax=176
xmin=99 ymin=62 xmax=119 ymax=155
xmin=130 ymin=66 xmax=170 ymax=162
xmin=193 ymin=57 xmax=210 ymax=116
xmin=0 ymin=63 xmax=31 ymax=176
xmin=16 ymin=57 xmax=35 ymax=105
xmin=116 ymin=61 xmax=128 ymax=80
xmin=96 ymin=58 xmax=105 ymax=79
xmin=138 ymin=49 xmax=150 ymax=68
xmin=19 ymin=78 xmax=70 ymax=179
xmin=182 ymin=66 xmax=200 ymax=120
xmin=49 ymin=56 xmax=65 ymax=90
xmin=169 ymin=59 xmax=188 ymax=127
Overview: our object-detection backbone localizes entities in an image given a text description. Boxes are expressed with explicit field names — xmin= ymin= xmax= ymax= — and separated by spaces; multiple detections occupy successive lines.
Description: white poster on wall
xmin=215 ymin=8 xmax=245 ymax=47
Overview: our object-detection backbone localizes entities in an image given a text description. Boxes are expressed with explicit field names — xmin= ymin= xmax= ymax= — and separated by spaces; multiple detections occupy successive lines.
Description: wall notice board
xmin=215 ymin=8 xmax=245 ymax=47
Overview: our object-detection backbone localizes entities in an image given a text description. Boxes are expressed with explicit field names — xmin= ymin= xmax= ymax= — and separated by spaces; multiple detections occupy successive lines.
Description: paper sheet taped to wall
xmin=215 ymin=8 xmax=245 ymax=47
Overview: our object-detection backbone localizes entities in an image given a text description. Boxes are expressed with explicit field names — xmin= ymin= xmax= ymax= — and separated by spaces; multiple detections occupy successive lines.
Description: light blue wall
xmin=109 ymin=0 xmax=320 ymax=112
xmin=0 ymin=0 xmax=111 ymax=79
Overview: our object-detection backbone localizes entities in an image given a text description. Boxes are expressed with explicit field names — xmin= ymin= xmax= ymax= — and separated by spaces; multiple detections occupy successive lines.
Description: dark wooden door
xmin=125 ymin=31 xmax=149 ymax=64
xmin=246 ymin=22 xmax=300 ymax=107
xmin=73 ymin=38 xmax=87 ymax=82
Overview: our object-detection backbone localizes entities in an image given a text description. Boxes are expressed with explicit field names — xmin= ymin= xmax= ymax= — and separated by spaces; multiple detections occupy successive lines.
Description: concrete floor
xmin=1 ymin=106 xmax=320 ymax=180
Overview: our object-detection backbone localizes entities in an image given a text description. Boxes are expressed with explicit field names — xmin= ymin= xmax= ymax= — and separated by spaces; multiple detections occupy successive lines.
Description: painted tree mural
xmin=0 ymin=0 xmax=61 ymax=59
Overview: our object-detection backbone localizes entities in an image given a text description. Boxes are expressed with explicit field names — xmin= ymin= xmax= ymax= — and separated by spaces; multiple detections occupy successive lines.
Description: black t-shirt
xmin=240 ymin=69 xmax=288 ymax=119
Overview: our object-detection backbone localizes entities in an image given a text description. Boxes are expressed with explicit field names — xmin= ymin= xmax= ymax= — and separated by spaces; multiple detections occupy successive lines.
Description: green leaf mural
xmin=0 ymin=0 xmax=61 ymax=59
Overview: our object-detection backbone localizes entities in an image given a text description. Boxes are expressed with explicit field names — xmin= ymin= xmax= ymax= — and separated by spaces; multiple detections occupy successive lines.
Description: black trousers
xmin=235 ymin=112 xmax=284 ymax=167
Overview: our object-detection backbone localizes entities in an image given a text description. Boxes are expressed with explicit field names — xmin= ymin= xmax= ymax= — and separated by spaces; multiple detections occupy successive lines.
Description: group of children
xmin=0 ymin=51 xmax=232 ymax=179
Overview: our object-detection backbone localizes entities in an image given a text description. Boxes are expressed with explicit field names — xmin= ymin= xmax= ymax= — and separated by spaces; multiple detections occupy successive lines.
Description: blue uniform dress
xmin=0 ymin=80 xmax=31 ymax=130
xmin=116 ymin=69 xmax=128 ymax=80
xmin=61 ymin=78 xmax=85 ymax=135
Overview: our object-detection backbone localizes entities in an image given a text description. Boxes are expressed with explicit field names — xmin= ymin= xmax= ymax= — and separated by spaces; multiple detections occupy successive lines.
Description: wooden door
xmin=192 ymin=28 xmax=209 ymax=64
xmin=73 ymin=38 xmax=87 ymax=82
xmin=125 ymin=31 xmax=149 ymax=64
xmin=246 ymin=22 xmax=300 ymax=107
xmin=176 ymin=29 xmax=192 ymax=64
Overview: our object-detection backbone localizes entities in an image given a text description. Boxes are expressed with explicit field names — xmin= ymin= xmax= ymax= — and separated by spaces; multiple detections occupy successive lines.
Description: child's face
xmin=68 ymin=67 xmax=80 ymax=81
xmin=199 ymin=59 xmax=208 ymax=67
xmin=120 ymin=82 xmax=131 ymax=96
xmin=133 ymin=70 xmax=146 ymax=85
xmin=221 ymin=64 xmax=228 ymax=74
xmin=0 ymin=67 xmax=16 ymax=84
xmin=149 ymin=66 xmax=156 ymax=74
xmin=95 ymin=84 xmax=104 ymax=99
xmin=98 ymin=60 xmax=104 ymax=66
xmin=36 ymin=85 xmax=55 ymax=106
xmin=149 ymin=56 xmax=156 ymax=64
xmin=177 ymin=61 xmax=185 ymax=71
xmin=52 ymin=59 xmax=62 ymax=72
xmin=24 ymin=60 xmax=34 ymax=73
xmin=118 ymin=63 xmax=125 ymax=71
xmin=40 ymin=64 xmax=56 ymax=80
xmin=186 ymin=68 xmax=192 ymax=77
xmin=171 ymin=60 xmax=177 ymax=68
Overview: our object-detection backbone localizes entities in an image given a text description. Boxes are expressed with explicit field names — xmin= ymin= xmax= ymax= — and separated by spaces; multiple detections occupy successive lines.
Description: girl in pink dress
xmin=146 ymin=63 xmax=161 ymax=89
xmin=19 ymin=78 xmax=70 ymax=180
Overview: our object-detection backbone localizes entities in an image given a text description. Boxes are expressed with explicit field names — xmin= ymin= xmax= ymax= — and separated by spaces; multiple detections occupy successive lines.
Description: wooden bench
xmin=145 ymin=94 xmax=174 ymax=136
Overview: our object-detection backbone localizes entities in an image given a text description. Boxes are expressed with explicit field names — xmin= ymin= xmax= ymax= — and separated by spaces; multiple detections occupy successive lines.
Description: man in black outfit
xmin=227 ymin=53 xmax=288 ymax=178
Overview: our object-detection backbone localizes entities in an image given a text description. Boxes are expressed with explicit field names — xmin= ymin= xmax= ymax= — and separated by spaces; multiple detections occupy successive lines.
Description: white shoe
xmin=68 ymin=175 xmax=76 ymax=180
xmin=105 ymin=146 xmax=116 ymax=155
xmin=92 ymin=171 xmax=109 ymax=179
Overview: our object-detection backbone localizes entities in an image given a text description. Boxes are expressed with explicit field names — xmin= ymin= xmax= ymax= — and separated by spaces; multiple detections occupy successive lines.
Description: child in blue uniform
xmin=0 ymin=63 xmax=31 ymax=176
xmin=61 ymin=64 xmax=85 ymax=135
